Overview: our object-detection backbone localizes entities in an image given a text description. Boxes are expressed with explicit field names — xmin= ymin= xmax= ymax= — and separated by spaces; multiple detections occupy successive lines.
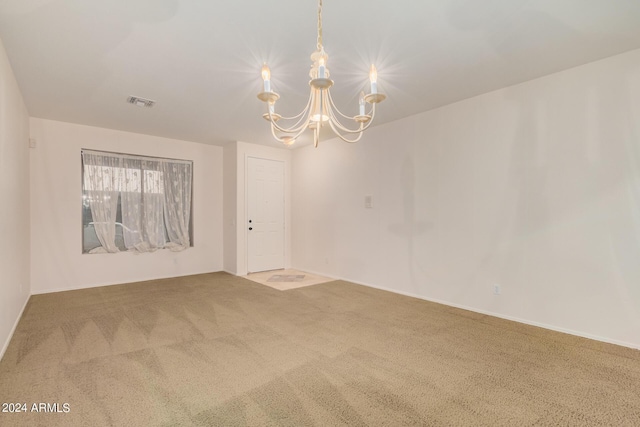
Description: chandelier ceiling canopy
xmin=257 ymin=0 xmax=386 ymax=147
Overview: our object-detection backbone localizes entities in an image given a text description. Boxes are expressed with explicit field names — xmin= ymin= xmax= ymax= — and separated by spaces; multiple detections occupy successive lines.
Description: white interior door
xmin=247 ymin=157 xmax=284 ymax=273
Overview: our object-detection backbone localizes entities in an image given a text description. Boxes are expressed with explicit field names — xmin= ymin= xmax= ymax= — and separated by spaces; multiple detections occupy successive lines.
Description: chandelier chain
xmin=317 ymin=0 xmax=323 ymax=51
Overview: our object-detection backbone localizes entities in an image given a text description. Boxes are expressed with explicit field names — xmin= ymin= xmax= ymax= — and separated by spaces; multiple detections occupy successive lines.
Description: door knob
xmin=249 ymin=227 xmax=253 ymax=231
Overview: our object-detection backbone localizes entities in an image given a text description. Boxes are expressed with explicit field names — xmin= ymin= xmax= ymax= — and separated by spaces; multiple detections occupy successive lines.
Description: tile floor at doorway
xmin=243 ymin=269 xmax=334 ymax=291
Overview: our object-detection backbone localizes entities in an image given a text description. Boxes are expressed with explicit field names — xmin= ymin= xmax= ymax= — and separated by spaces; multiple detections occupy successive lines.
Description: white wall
xmin=292 ymin=48 xmax=640 ymax=349
xmin=0 ymin=37 xmax=30 ymax=359
xmin=223 ymin=141 xmax=291 ymax=275
xmin=30 ymin=118 xmax=223 ymax=293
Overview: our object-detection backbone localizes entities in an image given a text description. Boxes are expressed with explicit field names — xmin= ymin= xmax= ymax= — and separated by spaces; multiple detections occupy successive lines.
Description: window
xmin=81 ymin=150 xmax=193 ymax=254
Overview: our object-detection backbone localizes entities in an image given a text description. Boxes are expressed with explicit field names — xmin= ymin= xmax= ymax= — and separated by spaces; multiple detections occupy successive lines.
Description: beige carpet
xmin=1 ymin=272 xmax=639 ymax=426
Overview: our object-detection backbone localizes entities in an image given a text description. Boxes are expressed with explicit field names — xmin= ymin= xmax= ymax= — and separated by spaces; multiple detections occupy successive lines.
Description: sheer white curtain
xmin=120 ymin=157 xmax=166 ymax=252
xmin=82 ymin=150 xmax=192 ymax=254
xmin=162 ymin=161 xmax=192 ymax=251
xmin=82 ymin=152 xmax=122 ymax=253
xmin=120 ymin=158 xmax=166 ymax=252
xmin=142 ymin=163 xmax=167 ymax=250
xmin=120 ymin=160 xmax=143 ymax=250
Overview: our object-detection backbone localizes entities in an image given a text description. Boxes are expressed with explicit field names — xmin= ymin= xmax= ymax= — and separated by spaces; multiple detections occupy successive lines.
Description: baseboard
xmin=0 ymin=294 xmax=30 ymax=362
xmin=369 ymin=283 xmax=640 ymax=350
xmin=222 ymin=269 xmax=238 ymax=276
xmin=294 ymin=267 xmax=640 ymax=350
xmin=31 ymin=270 xmax=223 ymax=295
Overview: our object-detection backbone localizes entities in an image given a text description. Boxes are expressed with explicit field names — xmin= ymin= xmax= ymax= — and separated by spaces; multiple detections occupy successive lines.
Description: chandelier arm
xmin=324 ymin=92 xmax=356 ymax=132
xmin=270 ymin=125 xmax=307 ymax=144
xmin=269 ymin=106 xmax=312 ymax=134
xmin=326 ymin=98 xmax=365 ymax=134
xmin=271 ymin=114 xmax=313 ymax=142
xmin=266 ymin=93 xmax=311 ymax=129
xmin=347 ymin=101 xmax=377 ymax=133
xmin=270 ymin=117 xmax=310 ymax=135
xmin=326 ymin=92 xmax=378 ymax=134
xmin=326 ymin=90 xmax=372 ymax=121
xmin=270 ymin=112 xmax=311 ymax=134
xmin=327 ymin=108 xmax=360 ymax=134
xmin=323 ymin=91 xmax=365 ymax=140
xmin=326 ymin=99 xmax=370 ymax=134
xmin=269 ymin=126 xmax=296 ymax=144
xmin=329 ymin=118 xmax=366 ymax=135
xmin=331 ymin=102 xmax=378 ymax=136
xmin=326 ymin=91 xmax=354 ymax=122
xmin=269 ymin=126 xmax=289 ymax=143
xmin=271 ymin=126 xmax=309 ymax=145
xmin=270 ymin=108 xmax=308 ymax=130
xmin=327 ymin=119 xmax=365 ymax=143
xmin=273 ymin=109 xmax=306 ymax=122
xmin=270 ymin=90 xmax=314 ymax=122
xmin=267 ymin=91 xmax=314 ymax=133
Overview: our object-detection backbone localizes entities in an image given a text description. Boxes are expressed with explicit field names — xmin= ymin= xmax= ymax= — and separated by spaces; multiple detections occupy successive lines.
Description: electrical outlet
xmin=493 ymin=284 xmax=501 ymax=295
xmin=364 ymin=195 xmax=373 ymax=209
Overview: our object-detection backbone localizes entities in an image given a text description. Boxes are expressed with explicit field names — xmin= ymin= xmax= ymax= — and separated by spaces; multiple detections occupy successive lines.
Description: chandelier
xmin=257 ymin=0 xmax=386 ymax=147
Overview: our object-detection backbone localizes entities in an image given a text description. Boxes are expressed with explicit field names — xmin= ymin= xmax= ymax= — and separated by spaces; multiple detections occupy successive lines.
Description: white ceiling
xmin=1 ymin=0 xmax=640 ymax=148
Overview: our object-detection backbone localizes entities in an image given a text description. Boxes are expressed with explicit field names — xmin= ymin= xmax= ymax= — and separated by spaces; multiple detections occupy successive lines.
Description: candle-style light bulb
xmin=261 ymin=63 xmax=271 ymax=92
xmin=369 ymin=64 xmax=378 ymax=94
xmin=359 ymin=91 xmax=365 ymax=116
xmin=318 ymin=56 xmax=326 ymax=79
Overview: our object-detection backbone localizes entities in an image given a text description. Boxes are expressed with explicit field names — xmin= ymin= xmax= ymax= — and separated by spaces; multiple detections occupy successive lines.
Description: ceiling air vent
xmin=127 ymin=96 xmax=155 ymax=108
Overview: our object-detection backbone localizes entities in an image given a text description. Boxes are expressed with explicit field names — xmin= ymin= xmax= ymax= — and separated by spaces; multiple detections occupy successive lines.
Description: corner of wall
xmin=0 ymin=36 xmax=31 ymax=360
xmin=223 ymin=142 xmax=238 ymax=274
